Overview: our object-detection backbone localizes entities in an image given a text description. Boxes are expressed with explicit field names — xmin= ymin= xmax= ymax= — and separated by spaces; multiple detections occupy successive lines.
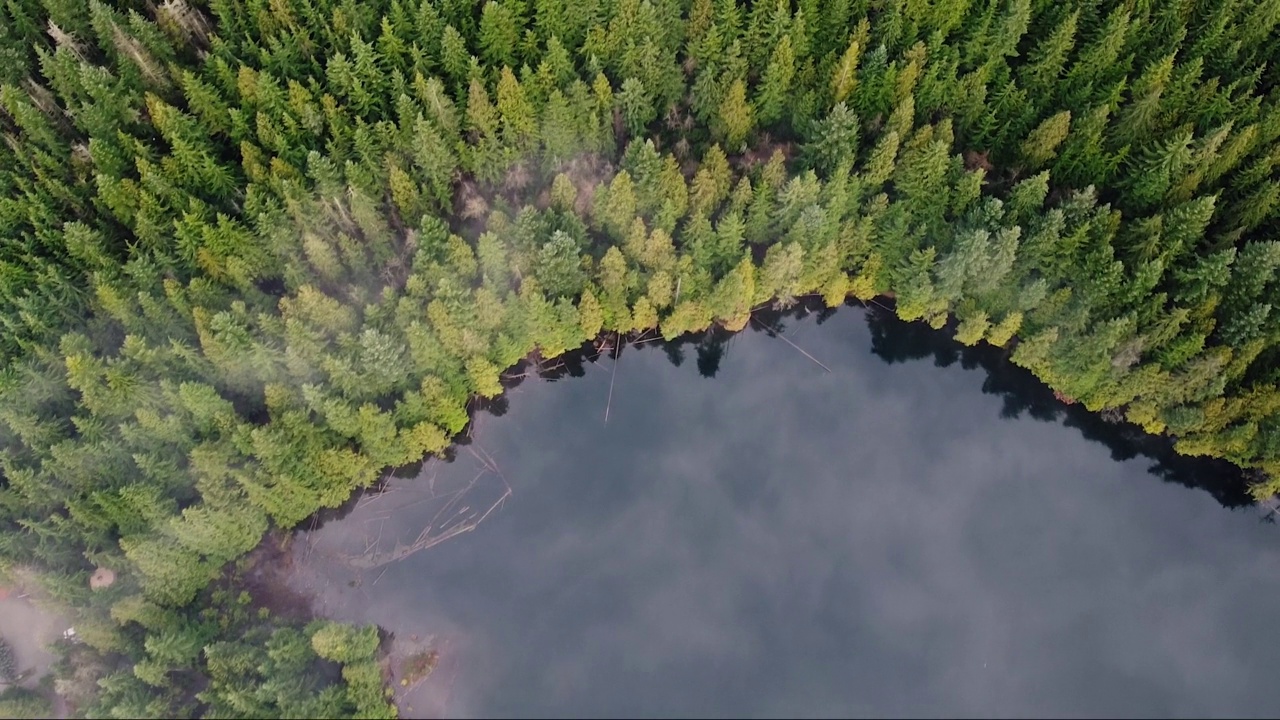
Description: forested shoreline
xmin=1 ymin=0 xmax=1280 ymax=715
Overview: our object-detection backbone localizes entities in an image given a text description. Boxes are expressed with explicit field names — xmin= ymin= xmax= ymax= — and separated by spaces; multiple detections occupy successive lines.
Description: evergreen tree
xmin=803 ymin=102 xmax=860 ymax=175
xmin=2 ymin=0 xmax=1280 ymax=708
xmin=755 ymin=34 xmax=796 ymax=127
xmin=480 ymin=1 xmax=522 ymax=69
xmin=617 ymin=77 xmax=657 ymax=139
xmin=1020 ymin=110 xmax=1071 ymax=169
xmin=717 ymin=77 xmax=754 ymax=151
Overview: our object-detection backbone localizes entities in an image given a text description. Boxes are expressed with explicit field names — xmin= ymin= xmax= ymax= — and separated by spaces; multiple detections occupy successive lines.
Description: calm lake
xmin=289 ymin=304 xmax=1280 ymax=718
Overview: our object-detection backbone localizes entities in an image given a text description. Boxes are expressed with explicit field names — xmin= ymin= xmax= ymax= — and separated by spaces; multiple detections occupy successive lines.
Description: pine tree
xmin=479 ymin=1 xmax=522 ymax=69
xmin=440 ymin=24 xmax=474 ymax=87
xmin=829 ymin=25 xmax=866 ymax=105
xmin=1112 ymin=53 xmax=1176 ymax=148
xmin=893 ymin=247 xmax=939 ymax=323
xmin=540 ymin=89 xmax=580 ymax=165
xmin=1060 ymin=6 xmax=1133 ymax=109
xmin=496 ymin=66 xmax=537 ymax=147
xmin=1020 ymin=110 xmax=1071 ymax=169
xmin=617 ymin=77 xmax=657 ymax=139
xmin=757 ymin=241 xmax=805 ymax=307
xmin=465 ymin=76 xmax=500 ymax=140
xmin=862 ymin=130 xmax=900 ymax=188
xmin=954 ymin=308 xmax=990 ymax=346
xmin=534 ymin=230 xmax=587 ymax=297
xmin=803 ymin=102 xmax=860 ymax=175
xmin=987 ymin=311 xmax=1023 ymax=347
xmin=717 ymin=77 xmax=754 ymax=151
xmin=579 ymin=288 xmax=604 ymax=338
xmin=1124 ymin=128 xmax=1194 ymax=210
xmin=410 ymin=116 xmax=459 ymax=210
xmin=1052 ymin=103 xmax=1120 ymax=189
xmin=632 ymin=295 xmax=659 ymax=332
xmin=595 ymin=171 xmax=639 ymax=239
xmin=755 ymin=34 xmax=796 ymax=127
xmin=710 ymin=255 xmax=755 ymax=331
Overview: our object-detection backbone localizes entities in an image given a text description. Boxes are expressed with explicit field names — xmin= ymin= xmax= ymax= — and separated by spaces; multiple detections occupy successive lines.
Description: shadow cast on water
xmin=304 ymin=297 xmax=1253 ymax=535
xmin=580 ymin=297 xmax=1251 ymax=509
xmin=857 ymin=300 xmax=1252 ymax=509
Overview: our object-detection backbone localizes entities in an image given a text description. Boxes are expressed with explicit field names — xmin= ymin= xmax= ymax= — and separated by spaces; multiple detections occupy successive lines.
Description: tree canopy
xmin=1 ymin=0 xmax=1280 ymax=714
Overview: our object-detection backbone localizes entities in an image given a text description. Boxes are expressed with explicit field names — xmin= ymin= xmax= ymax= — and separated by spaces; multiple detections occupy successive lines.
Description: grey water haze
xmin=290 ymin=306 xmax=1280 ymax=718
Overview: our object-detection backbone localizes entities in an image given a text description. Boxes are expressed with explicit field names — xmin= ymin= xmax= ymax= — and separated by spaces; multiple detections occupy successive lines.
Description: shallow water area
xmin=290 ymin=306 xmax=1279 ymax=719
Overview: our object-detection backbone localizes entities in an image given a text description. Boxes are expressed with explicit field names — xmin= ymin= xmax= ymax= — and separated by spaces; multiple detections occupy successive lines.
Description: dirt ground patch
xmin=238 ymin=533 xmax=315 ymax=623
xmin=733 ymin=136 xmax=795 ymax=173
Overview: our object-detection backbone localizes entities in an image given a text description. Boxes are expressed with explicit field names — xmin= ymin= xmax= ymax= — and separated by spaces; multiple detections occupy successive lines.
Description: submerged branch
xmin=751 ymin=316 xmax=833 ymax=373
xmin=605 ymin=331 xmax=620 ymax=423
xmin=342 ymin=445 xmax=512 ymax=570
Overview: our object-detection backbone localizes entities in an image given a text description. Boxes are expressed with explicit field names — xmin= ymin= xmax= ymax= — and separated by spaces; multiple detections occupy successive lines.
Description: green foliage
xmin=804 ymin=103 xmax=860 ymax=175
xmin=954 ymin=310 xmax=991 ymax=347
xmin=717 ymin=78 xmax=754 ymax=151
xmin=0 ymin=637 xmax=15 ymax=683
xmin=1020 ymin=111 xmax=1071 ymax=169
xmin=310 ymin=622 xmax=381 ymax=665
xmin=535 ymin=231 xmax=588 ymax=298
xmin=122 ymin=536 xmax=217 ymax=607
xmin=0 ymin=0 xmax=1279 ymax=714
xmin=0 ymin=687 xmax=51 ymax=719
xmin=197 ymin=620 xmax=393 ymax=719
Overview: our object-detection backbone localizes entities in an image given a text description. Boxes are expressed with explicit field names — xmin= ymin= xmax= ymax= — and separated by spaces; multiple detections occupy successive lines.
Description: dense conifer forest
xmin=1 ymin=0 xmax=1280 ymax=715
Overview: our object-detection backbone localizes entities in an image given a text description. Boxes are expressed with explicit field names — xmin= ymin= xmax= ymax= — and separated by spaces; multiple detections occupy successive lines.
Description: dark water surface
xmin=291 ymin=306 xmax=1279 ymax=718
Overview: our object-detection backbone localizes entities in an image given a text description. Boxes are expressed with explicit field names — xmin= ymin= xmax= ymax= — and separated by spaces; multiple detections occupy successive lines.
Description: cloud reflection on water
xmin=291 ymin=308 xmax=1280 ymax=719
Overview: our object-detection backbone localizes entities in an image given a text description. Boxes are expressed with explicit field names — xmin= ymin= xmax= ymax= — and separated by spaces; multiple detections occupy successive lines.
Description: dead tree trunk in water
xmin=343 ymin=447 xmax=511 ymax=570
